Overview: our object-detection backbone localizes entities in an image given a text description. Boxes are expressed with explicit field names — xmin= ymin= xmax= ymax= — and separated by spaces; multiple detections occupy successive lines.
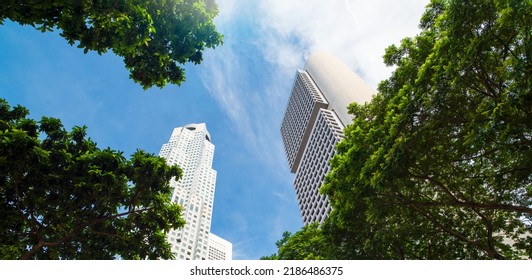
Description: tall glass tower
xmin=280 ymin=52 xmax=375 ymax=225
xmin=158 ymin=123 xmax=231 ymax=260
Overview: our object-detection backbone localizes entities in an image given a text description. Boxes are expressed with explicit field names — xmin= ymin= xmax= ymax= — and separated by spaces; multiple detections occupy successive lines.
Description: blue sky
xmin=0 ymin=0 xmax=428 ymax=259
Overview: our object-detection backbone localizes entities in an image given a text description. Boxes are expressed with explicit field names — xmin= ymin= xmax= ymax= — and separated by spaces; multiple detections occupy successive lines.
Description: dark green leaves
xmin=0 ymin=98 xmax=184 ymax=259
xmin=319 ymin=0 xmax=530 ymax=260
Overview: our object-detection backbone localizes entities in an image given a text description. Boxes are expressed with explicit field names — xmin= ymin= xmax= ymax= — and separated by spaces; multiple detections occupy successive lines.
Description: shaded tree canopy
xmin=0 ymin=0 xmax=223 ymax=89
xmin=267 ymin=0 xmax=531 ymax=260
xmin=321 ymin=0 xmax=531 ymax=259
xmin=0 ymin=98 xmax=185 ymax=259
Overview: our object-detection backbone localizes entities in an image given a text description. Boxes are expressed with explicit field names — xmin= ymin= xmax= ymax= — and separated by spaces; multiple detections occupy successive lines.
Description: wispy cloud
xmin=200 ymin=0 xmax=428 ymax=179
xmin=199 ymin=0 xmax=429 ymax=259
xmin=199 ymin=1 xmax=293 ymax=173
xmin=256 ymin=0 xmax=428 ymax=87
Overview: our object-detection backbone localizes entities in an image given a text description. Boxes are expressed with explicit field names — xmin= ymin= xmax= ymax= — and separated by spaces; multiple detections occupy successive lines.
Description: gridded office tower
xmin=207 ymin=233 xmax=233 ymax=260
xmin=158 ymin=123 xmax=232 ymax=260
xmin=281 ymin=52 xmax=375 ymax=225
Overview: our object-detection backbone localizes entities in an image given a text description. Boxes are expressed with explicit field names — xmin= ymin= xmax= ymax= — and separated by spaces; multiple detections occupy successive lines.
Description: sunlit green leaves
xmin=0 ymin=0 xmax=223 ymax=89
xmin=261 ymin=223 xmax=331 ymax=260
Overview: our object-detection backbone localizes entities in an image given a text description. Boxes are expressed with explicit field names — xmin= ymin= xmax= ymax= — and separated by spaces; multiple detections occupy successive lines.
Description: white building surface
xmin=158 ymin=123 xmax=232 ymax=260
xmin=207 ymin=233 xmax=233 ymax=260
xmin=280 ymin=52 xmax=375 ymax=225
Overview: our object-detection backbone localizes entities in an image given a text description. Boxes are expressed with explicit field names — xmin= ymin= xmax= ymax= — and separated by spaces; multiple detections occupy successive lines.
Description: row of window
xmin=281 ymin=70 xmax=328 ymax=169
xmin=208 ymin=247 xmax=227 ymax=260
xmin=293 ymin=109 xmax=344 ymax=224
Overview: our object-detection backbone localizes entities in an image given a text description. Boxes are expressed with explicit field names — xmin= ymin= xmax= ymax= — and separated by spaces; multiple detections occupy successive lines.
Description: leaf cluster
xmin=0 ymin=98 xmax=185 ymax=259
xmin=0 ymin=0 xmax=223 ymax=89
xmin=260 ymin=223 xmax=332 ymax=260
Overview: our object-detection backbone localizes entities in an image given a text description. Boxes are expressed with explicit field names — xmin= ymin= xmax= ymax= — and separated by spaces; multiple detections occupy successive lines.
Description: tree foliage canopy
xmin=0 ymin=0 xmax=223 ymax=89
xmin=268 ymin=0 xmax=531 ymax=260
xmin=260 ymin=223 xmax=330 ymax=260
xmin=0 ymin=98 xmax=185 ymax=259
xmin=321 ymin=0 xmax=531 ymax=260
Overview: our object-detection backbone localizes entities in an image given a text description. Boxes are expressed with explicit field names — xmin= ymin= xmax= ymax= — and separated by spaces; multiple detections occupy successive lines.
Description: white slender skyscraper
xmin=281 ymin=52 xmax=375 ymax=225
xmin=158 ymin=123 xmax=231 ymax=260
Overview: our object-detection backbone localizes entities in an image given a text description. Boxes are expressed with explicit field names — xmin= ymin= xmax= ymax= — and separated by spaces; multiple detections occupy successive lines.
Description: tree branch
xmin=19 ymin=207 xmax=154 ymax=259
xmin=401 ymin=200 xmax=532 ymax=215
xmin=408 ymin=203 xmax=506 ymax=259
xmin=408 ymin=168 xmax=462 ymax=203
xmin=92 ymin=230 xmax=127 ymax=240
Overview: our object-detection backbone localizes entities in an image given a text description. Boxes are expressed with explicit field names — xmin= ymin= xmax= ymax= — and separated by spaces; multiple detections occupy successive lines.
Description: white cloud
xmin=198 ymin=0 xmax=429 ymax=259
xmin=256 ymin=0 xmax=428 ymax=87
xmin=199 ymin=7 xmax=291 ymax=173
xmin=200 ymin=0 xmax=429 ymax=171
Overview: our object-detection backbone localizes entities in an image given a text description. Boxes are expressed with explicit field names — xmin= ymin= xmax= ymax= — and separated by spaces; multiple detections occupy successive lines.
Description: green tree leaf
xmin=0 ymin=0 xmax=223 ymax=89
xmin=0 ymin=98 xmax=185 ymax=260
xmin=321 ymin=0 xmax=531 ymax=260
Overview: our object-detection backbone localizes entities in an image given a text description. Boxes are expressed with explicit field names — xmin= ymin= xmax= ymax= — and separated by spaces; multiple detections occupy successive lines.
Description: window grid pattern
xmin=207 ymin=233 xmax=232 ymax=260
xmin=158 ymin=124 xmax=231 ymax=260
xmin=293 ymin=109 xmax=344 ymax=225
xmin=208 ymin=247 xmax=226 ymax=260
xmin=280 ymin=70 xmax=328 ymax=171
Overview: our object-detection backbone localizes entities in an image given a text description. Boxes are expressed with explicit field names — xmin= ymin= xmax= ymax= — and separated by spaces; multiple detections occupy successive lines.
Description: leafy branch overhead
xmin=0 ymin=0 xmax=223 ymax=89
xmin=0 ymin=98 xmax=185 ymax=259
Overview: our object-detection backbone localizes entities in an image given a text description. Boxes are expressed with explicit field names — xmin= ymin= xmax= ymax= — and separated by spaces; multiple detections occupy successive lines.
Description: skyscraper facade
xmin=158 ymin=123 xmax=232 ymax=260
xmin=281 ymin=52 xmax=375 ymax=225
